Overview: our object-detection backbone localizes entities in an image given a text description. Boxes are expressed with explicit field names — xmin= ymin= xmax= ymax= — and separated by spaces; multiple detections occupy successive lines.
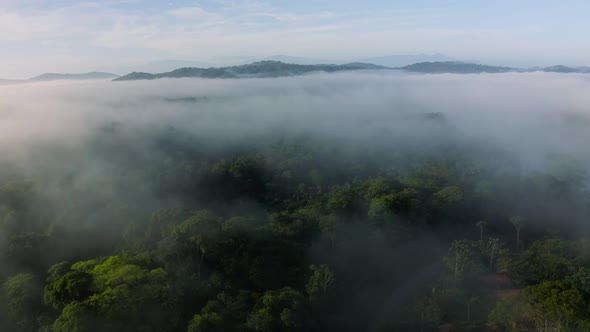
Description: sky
xmin=2 ymin=0 xmax=590 ymax=78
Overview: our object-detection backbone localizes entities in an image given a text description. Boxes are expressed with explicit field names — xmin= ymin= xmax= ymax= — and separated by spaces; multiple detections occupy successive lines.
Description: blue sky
xmin=2 ymin=0 xmax=590 ymax=78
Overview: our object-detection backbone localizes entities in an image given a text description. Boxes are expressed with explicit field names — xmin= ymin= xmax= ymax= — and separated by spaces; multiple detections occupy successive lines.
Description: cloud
xmin=2 ymin=72 xmax=590 ymax=166
xmin=6 ymin=0 xmax=590 ymax=78
xmin=0 ymin=1 xmax=458 ymax=77
xmin=167 ymin=6 xmax=218 ymax=20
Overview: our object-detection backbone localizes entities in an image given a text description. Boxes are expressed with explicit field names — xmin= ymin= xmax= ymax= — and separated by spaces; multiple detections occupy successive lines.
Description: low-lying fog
xmin=3 ymin=71 xmax=590 ymax=331
xmin=2 ymin=71 xmax=590 ymax=167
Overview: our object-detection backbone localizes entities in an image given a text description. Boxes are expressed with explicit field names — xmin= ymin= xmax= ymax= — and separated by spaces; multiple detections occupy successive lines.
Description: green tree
xmin=246 ymin=287 xmax=309 ymax=332
xmin=516 ymin=239 xmax=575 ymax=285
xmin=49 ymin=255 xmax=175 ymax=332
xmin=412 ymin=291 xmax=441 ymax=332
xmin=44 ymin=270 xmax=93 ymax=309
xmin=3 ymin=273 xmax=43 ymax=331
xmin=362 ymin=177 xmax=395 ymax=199
xmin=566 ymin=267 xmax=590 ymax=300
xmin=158 ymin=210 xmax=222 ymax=279
xmin=209 ymin=154 xmax=268 ymax=200
xmin=367 ymin=194 xmax=398 ymax=221
xmin=488 ymin=292 xmax=533 ymax=331
xmin=52 ymin=302 xmax=95 ymax=332
xmin=188 ymin=291 xmax=252 ymax=332
xmin=187 ymin=312 xmax=224 ymax=332
xmin=326 ymin=185 xmax=358 ymax=214
xmin=433 ymin=186 xmax=463 ymax=204
xmin=525 ymin=280 xmax=587 ymax=331
xmin=306 ymin=264 xmax=335 ymax=300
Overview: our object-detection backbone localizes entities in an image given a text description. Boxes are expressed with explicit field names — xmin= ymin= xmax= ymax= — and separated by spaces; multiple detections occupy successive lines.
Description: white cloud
xmin=2 ymin=0 xmax=590 ymax=78
xmin=167 ymin=6 xmax=215 ymax=20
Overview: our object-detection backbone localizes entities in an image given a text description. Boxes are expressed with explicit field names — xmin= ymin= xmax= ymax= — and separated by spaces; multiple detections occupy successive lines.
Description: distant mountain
xmin=124 ymin=60 xmax=215 ymax=74
xmin=262 ymin=55 xmax=337 ymax=65
xmin=340 ymin=62 xmax=391 ymax=70
xmin=114 ymin=61 xmax=390 ymax=81
xmin=356 ymin=54 xmax=455 ymax=67
xmin=14 ymin=60 xmax=590 ymax=85
xmin=399 ymin=62 xmax=590 ymax=74
xmin=29 ymin=72 xmax=119 ymax=81
xmin=397 ymin=61 xmax=590 ymax=74
xmin=400 ymin=62 xmax=513 ymax=74
xmin=537 ymin=65 xmax=590 ymax=73
xmin=0 ymin=79 xmax=22 ymax=85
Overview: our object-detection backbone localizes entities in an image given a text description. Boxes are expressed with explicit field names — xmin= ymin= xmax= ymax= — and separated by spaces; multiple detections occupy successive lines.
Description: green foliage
xmin=490 ymin=281 xmax=590 ymax=331
xmin=187 ymin=312 xmax=223 ymax=332
xmin=306 ymin=264 xmax=335 ymax=300
xmin=367 ymin=194 xmax=398 ymax=221
xmin=44 ymin=270 xmax=92 ymax=308
xmin=268 ymin=210 xmax=316 ymax=240
xmin=188 ymin=292 xmax=253 ymax=332
xmin=246 ymin=287 xmax=308 ymax=332
xmin=524 ymin=280 xmax=587 ymax=330
xmin=362 ymin=177 xmax=396 ymax=199
xmin=433 ymin=186 xmax=463 ymax=204
xmin=411 ymin=292 xmax=442 ymax=329
xmin=488 ymin=292 xmax=532 ymax=331
xmin=209 ymin=154 xmax=268 ymax=200
xmin=326 ymin=185 xmax=358 ymax=214
xmin=4 ymin=133 xmax=590 ymax=332
xmin=3 ymin=273 xmax=43 ymax=331
xmin=47 ymin=255 xmax=175 ymax=332
xmin=566 ymin=268 xmax=590 ymax=299
xmin=515 ymin=239 xmax=576 ymax=285
xmin=52 ymin=302 xmax=95 ymax=332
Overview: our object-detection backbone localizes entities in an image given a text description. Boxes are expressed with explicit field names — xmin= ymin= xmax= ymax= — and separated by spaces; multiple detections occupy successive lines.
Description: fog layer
xmin=1 ymin=72 xmax=590 ymax=331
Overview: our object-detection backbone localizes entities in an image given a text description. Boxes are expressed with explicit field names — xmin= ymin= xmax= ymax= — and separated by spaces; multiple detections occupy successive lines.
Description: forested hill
xmin=29 ymin=72 xmax=120 ymax=81
xmin=114 ymin=60 xmax=590 ymax=81
xmin=114 ymin=61 xmax=391 ymax=81
xmin=400 ymin=62 xmax=513 ymax=74
xmin=400 ymin=61 xmax=590 ymax=74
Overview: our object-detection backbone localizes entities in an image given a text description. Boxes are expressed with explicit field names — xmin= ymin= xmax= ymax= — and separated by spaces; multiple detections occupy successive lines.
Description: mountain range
xmin=400 ymin=62 xmax=513 ymax=74
xmin=114 ymin=61 xmax=389 ymax=81
xmin=398 ymin=62 xmax=590 ymax=74
xmin=29 ymin=72 xmax=119 ymax=81
xmin=3 ymin=57 xmax=590 ymax=84
xmin=115 ymin=60 xmax=590 ymax=81
xmin=115 ymin=54 xmax=456 ymax=73
xmin=0 ymin=72 xmax=119 ymax=84
xmin=357 ymin=53 xmax=455 ymax=67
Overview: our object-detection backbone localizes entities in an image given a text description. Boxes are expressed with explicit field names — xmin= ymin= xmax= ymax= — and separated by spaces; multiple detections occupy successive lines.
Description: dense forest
xmin=2 ymin=74 xmax=590 ymax=331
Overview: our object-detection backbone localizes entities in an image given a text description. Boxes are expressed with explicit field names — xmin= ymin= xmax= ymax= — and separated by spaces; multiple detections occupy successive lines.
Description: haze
xmin=3 ymin=0 xmax=590 ymax=78
xmin=4 ymin=2 xmax=590 ymax=331
xmin=3 ymin=72 xmax=590 ymax=331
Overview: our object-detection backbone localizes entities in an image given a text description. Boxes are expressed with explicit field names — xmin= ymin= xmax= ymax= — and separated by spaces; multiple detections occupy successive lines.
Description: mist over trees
xmin=1 ymin=72 xmax=590 ymax=331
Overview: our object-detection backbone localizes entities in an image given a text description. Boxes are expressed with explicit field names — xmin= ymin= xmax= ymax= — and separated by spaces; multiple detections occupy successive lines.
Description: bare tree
xmin=475 ymin=220 xmax=487 ymax=241
xmin=448 ymin=240 xmax=473 ymax=279
xmin=487 ymin=237 xmax=502 ymax=271
xmin=509 ymin=216 xmax=525 ymax=250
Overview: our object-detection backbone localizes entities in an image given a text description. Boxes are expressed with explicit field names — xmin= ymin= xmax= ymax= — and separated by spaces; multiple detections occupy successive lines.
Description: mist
xmin=2 ymin=72 xmax=590 ymax=331
xmin=4 ymin=72 xmax=590 ymax=191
